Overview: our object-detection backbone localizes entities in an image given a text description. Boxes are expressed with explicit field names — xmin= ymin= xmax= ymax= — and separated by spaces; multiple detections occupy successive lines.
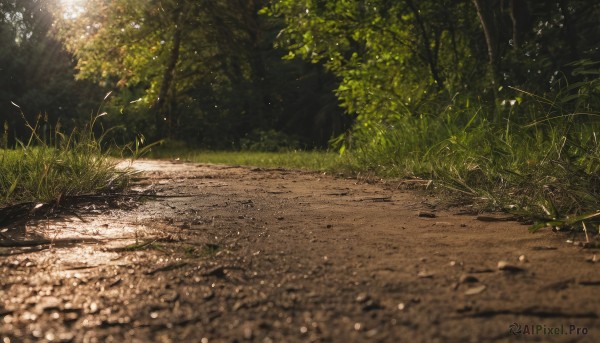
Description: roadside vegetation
xmin=151 ymin=148 xmax=341 ymax=172
xmin=0 ymin=108 xmax=129 ymax=207
xmin=261 ymin=1 xmax=600 ymax=231
xmin=338 ymin=92 xmax=600 ymax=228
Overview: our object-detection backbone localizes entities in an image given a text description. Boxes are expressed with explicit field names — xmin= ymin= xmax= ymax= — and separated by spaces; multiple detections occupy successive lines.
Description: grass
xmin=150 ymin=148 xmax=343 ymax=172
xmin=0 ymin=107 xmax=130 ymax=207
xmin=337 ymin=94 xmax=600 ymax=233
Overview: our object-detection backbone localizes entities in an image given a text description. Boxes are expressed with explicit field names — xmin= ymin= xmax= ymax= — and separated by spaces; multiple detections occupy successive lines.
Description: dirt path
xmin=1 ymin=160 xmax=599 ymax=342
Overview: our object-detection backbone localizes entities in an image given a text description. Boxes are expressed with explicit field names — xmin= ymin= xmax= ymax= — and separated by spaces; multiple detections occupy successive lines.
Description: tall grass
xmin=340 ymin=89 xmax=600 ymax=224
xmin=0 ymin=103 xmax=130 ymax=206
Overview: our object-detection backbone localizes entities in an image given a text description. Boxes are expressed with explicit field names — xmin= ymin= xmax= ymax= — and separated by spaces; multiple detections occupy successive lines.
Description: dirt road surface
xmin=1 ymin=160 xmax=599 ymax=342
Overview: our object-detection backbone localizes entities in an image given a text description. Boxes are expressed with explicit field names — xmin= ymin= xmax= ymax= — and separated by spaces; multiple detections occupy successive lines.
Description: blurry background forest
xmin=1 ymin=0 xmax=599 ymax=148
xmin=1 ymin=0 xmax=600 ymax=215
xmin=1 ymin=0 xmax=348 ymax=150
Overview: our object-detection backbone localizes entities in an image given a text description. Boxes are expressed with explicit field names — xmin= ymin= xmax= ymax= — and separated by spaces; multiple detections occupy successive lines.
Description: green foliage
xmin=151 ymin=149 xmax=341 ymax=172
xmin=263 ymin=0 xmax=600 ymax=226
xmin=338 ymin=84 xmax=600 ymax=227
xmin=52 ymin=0 xmax=347 ymax=148
xmin=240 ymin=129 xmax=300 ymax=152
xmin=265 ymin=0 xmax=484 ymax=118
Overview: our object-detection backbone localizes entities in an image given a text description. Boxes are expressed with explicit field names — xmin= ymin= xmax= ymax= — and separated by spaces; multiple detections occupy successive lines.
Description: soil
xmin=1 ymin=159 xmax=599 ymax=343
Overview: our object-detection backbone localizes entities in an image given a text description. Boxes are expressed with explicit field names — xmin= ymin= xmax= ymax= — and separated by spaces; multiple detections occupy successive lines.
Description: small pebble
xmin=498 ymin=260 xmax=524 ymax=272
xmin=464 ymin=285 xmax=486 ymax=295
xmin=243 ymin=326 xmax=253 ymax=340
xmin=418 ymin=211 xmax=436 ymax=218
xmin=356 ymin=293 xmax=369 ymax=303
xmin=585 ymin=255 xmax=597 ymax=263
xmin=459 ymin=274 xmax=479 ymax=283
xmin=417 ymin=271 xmax=434 ymax=278
xmin=366 ymin=329 xmax=378 ymax=337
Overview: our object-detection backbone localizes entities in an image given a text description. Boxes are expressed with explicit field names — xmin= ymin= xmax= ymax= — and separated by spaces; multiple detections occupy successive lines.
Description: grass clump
xmin=0 ymin=105 xmax=129 ymax=207
xmin=338 ymin=88 xmax=600 ymax=230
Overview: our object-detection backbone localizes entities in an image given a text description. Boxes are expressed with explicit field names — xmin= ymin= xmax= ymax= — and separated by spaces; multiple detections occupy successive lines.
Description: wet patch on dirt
xmin=1 ymin=160 xmax=599 ymax=342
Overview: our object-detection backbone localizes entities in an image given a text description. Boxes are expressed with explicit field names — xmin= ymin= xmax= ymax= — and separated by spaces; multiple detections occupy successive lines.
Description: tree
xmin=0 ymin=0 xmax=97 ymax=145
xmin=54 ymin=0 xmax=347 ymax=147
xmin=266 ymin=0 xmax=600 ymax=120
xmin=265 ymin=0 xmax=484 ymax=123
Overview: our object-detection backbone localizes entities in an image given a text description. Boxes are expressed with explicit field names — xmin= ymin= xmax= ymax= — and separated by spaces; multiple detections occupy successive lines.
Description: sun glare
xmin=59 ymin=0 xmax=86 ymax=19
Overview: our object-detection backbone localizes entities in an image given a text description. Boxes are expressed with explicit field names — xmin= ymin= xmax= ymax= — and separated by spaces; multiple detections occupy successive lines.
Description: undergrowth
xmin=338 ymin=75 xmax=600 ymax=232
xmin=0 ymin=101 xmax=130 ymax=207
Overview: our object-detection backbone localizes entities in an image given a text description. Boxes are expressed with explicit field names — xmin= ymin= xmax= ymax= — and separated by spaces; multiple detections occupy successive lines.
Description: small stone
xmin=36 ymin=297 xmax=61 ymax=314
xmin=243 ymin=326 xmax=253 ymax=340
xmin=459 ymin=274 xmax=479 ymax=283
xmin=63 ymin=311 xmax=80 ymax=322
xmin=417 ymin=271 xmax=434 ymax=278
xmin=464 ymin=285 xmax=486 ymax=295
xmin=518 ymin=255 xmax=527 ymax=262
xmin=366 ymin=329 xmax=378 ymax=337
xmin=456 ymin=304 xmax=472 ymax=313
xmin=233 ymin=302 xmax=244 ymax=311
xmin=57 ymin=332 xmax=75 ymax=342
xmin=498 ymin=260 xmax=525 ymax=272
xmin=355 ymin=293 xmax=369 ymax=303
xmin=418 ymin=211 xmax=436 ymax=218
xmin=202 ymin=289 xmax=214 ymax=300
xmin=397 ymin=303 xmax=405 ymax=311
xmin=362 ymin=299 xmax=382 ymax=312
xmin=585 ymin=255 xmax=597 ymax=263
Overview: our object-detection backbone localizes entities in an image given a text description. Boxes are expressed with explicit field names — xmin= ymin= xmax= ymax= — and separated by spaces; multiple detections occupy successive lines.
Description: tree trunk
xmin=507 ymin=0 xmax=530 ymax=50
xmin=243 ymin=0 xmax=267 ymax=130
xmin=405 ymin=0 xmax=445 ymax=91
xmin=472 ymin=0 xmax=499 ymax=103
xmin=154 ymin=4 xmax=183 ymax=140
